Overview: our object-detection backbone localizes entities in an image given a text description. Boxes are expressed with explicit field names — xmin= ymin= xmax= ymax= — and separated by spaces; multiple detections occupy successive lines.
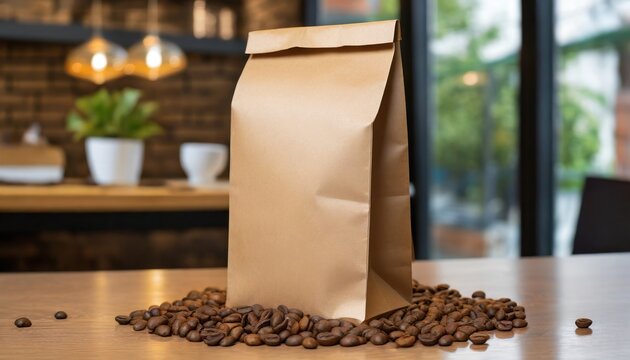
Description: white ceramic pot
xmin=85 ymin=137 xmax=144 ymax=186
xmin=180 ymin=143 xmax=228 ymax=186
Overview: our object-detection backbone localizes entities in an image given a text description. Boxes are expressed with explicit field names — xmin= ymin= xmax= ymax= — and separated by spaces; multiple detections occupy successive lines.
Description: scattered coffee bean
xmin=220 ymin=336 xmax=238 ymax=347
xmin=186 ymin=330 xmax=202 ymax=342
xmin=14 ymin=317 xmax=31 ymax=328
xmin=260 ymin=333 xmax=281 ymax=346
xmin=472 ymin=291 xmax=486 ymax=299
xmin=370 ymin=332 xmax=389 ymax=345
xmin=438 ymin=334 xmax=454 ymax=346
xmin=513 ymin=319 xmax=528 ymax=328
xmin=339 ymin=334 xmax=361 ymax=347
xmin=453 ymin=330 xmax=469 ymax=342
xmin=395 ymin=335 xmax=416 ymax=347
xmin=469 ymin=333 xmax=490 ymax=345
xmin=575 ymin=318 xmax=592 ymax=329
xmin=54 ymin=311 xmax=68 ymax=320
xmin=244 ymin=334 xmax=262 ymax=346
xmin=147 ymin=316 xmax=168 ymax=331
xmin=155 ymin=325 xmax=171 ymax=337
xmin=496 ymin=320 xmax=513 ymax=331
xmin=418 ymin=333 xmax=440 ymax=346
xmin=115 ymin=315 xmax=131 ymax=325
xmin=285 ymin=334 xmax=304 ymax=346
xmin=132 ymin=319 xmax=147 ymax=331
xmin=302 ymin=336 xmax=318 ymax=349
xmin=316 ymin=332 xmax=340 ymax=346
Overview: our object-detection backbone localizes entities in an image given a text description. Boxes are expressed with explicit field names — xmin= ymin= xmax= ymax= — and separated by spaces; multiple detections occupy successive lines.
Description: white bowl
xmin=180 ymin=143 xmax=228 ymax=186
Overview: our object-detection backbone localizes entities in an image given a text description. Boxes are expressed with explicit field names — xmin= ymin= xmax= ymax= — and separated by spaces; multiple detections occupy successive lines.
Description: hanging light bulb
xmin=126 ymin=0 xmax=187 ymax=80
xmin=65 ymin=0 xmax=127 ymax=84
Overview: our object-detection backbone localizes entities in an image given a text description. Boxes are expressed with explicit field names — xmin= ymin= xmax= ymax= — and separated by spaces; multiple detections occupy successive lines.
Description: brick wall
xmin=0 ymin=0 xmax=302 ymax=180
xmin=0 ymin=43 xmax=244 ymax=179
xmin=0 ymin=0 xmax=302 ymax=271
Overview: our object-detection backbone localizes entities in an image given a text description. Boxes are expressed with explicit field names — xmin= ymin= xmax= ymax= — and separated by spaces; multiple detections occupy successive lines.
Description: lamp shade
xmin=65 ymin=36 xmax=128 ymax=84
xmin=126 ymin=35 xmax=187 ymax=80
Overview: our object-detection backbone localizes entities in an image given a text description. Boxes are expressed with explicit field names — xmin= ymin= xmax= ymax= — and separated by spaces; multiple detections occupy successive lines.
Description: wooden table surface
xmin=1 ymin=253 xmax=629 ymax=359
xmin=0 ymin=181 xmax=229 ymax=212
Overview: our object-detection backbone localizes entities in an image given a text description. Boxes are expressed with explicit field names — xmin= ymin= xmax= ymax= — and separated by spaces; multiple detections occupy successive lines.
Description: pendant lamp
xmin=126 ymin=0 xmax=187 ymax=80
xmin=65 ymin=0 xmax=127 ymax=84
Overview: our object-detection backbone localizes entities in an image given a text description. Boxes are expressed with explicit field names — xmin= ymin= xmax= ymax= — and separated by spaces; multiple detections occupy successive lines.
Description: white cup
xmin=180 ymin=143 xmax=228 ymax=186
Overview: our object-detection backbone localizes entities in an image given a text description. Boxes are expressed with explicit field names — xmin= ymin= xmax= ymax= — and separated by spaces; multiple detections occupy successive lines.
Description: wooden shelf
xmin=0 ymin=181 xmax=229 ymax=212
xmin=0 ymin=20 xmax=246 ymax=55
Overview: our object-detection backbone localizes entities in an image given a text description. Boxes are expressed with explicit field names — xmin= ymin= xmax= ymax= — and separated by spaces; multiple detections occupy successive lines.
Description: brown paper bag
xmin=227 ymin=20 xmax=412 ymax=321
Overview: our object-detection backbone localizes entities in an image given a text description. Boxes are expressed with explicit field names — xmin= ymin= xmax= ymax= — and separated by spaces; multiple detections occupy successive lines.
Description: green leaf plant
xmin=66 ymin=88 xmax=161 ymax=140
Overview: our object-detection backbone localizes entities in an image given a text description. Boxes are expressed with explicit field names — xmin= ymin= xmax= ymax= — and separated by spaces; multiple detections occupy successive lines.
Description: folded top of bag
xmin=245 ymin=20 xmax=400 ymax=55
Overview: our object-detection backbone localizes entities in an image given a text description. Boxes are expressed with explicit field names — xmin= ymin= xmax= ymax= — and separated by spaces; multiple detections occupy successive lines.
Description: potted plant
xmin=66 ymin=88 xmax=161 ymax=185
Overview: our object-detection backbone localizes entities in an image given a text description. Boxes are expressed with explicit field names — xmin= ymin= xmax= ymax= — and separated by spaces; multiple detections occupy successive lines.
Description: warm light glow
xmin=462 ymin=71 xmax=482 ymax=86
xmin=91 ymin=52 xmax=107 ymax=71
xmin=65 ymin=36 xmax=127 ymax=84
xmin=146 ymin=47 xmax=163 ymax=69
xmin=127 ymin=35 xmax=186 ymax=80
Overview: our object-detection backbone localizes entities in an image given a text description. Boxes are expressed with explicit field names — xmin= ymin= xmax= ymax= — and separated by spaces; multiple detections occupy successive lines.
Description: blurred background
xmin=1 ymin=0 xmax=629 ymax=271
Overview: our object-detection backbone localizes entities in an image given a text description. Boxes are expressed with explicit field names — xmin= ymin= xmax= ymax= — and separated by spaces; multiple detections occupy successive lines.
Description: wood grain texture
xmin=1 ymin=254 xmax=629 ymax=359
xmin=0 ymin=182 xmax=228 ymax=212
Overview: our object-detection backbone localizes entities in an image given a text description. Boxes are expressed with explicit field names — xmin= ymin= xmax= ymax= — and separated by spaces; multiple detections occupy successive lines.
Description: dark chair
xmin=573 ymin=176 xmax=630 ymax=254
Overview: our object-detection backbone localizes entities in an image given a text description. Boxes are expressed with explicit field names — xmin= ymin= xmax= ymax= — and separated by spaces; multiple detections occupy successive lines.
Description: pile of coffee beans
xmin=114 ymin=280 xmax=528 ymax=349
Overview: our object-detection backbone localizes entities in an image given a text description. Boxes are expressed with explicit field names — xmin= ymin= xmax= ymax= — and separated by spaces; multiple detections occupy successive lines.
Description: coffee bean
xmin=302 ymin=336 xmax=318 ymax=349
xmin=362 ymin=327 xmax=380 ymax=339
xmin=205 ymin=332 xmax=225 ymax=346
xmin=260 ymin=333 xmax=281 ymax=346
xmin=115 ymin=315 xmax=131 ymax=325
xmin=299 ymin=315 xmax=310 ymax=331
xmin=133 ymin=320 xmax=147 ymax=331
xmin=472 ymin=291 xmax=486 ymax=299
xmin=469 ymin=333 xmax=490 ymax=345
xmin=496 ymin=320 xmax=513 ymax=331
xmin=149 ymin=308 xmax=161 ymax=317
xmin=129 ymin=310 xmax=144 ymax=318
xmin=575 ymin=318 xmax=592 ymax=329
xmin=430 ymin=324 xmax=446 ymax=338
xmin=453 ymin=330 xmax=468 ymax=342
xmin=458 ymin=325 xmax=477 ymax=336
xmin=54 ymin=311 xmax=68 ymax=320
xmin=513 ymin=319 xmax=528 ymax=328
xmin=244 ymin=334 xmax=263 ymax=346
xmin=220 ymin=336 xmax=237 ymax=347
xmin=186 ymin=330 xmax=202 ymax=342
xmin=14 ymin=317 xmax=31 ymax=328
xmin=438 ymin=334 xmax=454 ymax=346
xmin=368 ymin=319 xmax=383 ymax=329
xmin=405 ymin=325 xmax=420 ymax=337
xmin=155 ymin=325 xmax=171 ymax=337
xmin=285 ymin=334 xmax=304 ymax=346
xmin=339 ymin=334 xmax=361 ymax=347
xmin=370 ymin=332 xmax=389 ymax=345
xmin=436 ymin=284 xmax=450 ymax=291
xmin=395 ymin=335 xmax=416 ymax=347
xmin=314 ymin=319 xmax=332 ymax=333
xmin=147 ymin=316 xmax=168 ymax=331
xmin=418 ymin=333 xmax=439 ymax=346
xmin=316 ymin=332 xmax=340 ymax=346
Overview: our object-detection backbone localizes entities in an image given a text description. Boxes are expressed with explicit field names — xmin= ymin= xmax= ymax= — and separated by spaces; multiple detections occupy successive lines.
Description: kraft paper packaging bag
xmin=227 ymin=20 xmax=413 ymax=321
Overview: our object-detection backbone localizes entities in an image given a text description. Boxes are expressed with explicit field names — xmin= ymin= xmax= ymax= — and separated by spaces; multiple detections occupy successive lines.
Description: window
xmin=430 ymin=0 xmax=521 ymax=258
xmin=554 ymin=0 xmax=630 ymax=255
